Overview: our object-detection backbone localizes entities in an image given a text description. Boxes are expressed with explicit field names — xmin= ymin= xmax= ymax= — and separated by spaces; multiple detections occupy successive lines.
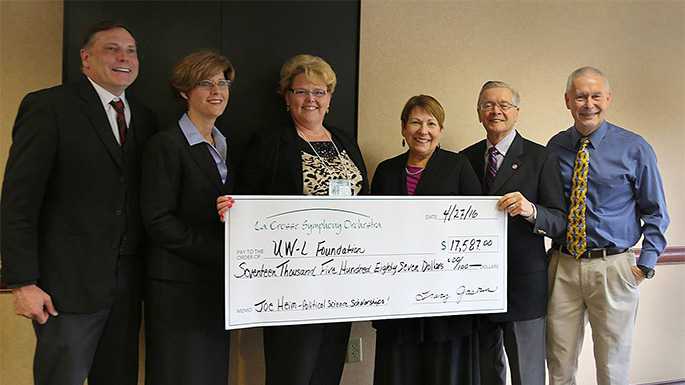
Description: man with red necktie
xmin=1 ymin=20 xmax=158 ymax=385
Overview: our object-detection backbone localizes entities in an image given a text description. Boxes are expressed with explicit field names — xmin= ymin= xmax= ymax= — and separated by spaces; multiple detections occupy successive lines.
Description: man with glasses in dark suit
xmin=461 ymin=80 xmax=566 ymax=385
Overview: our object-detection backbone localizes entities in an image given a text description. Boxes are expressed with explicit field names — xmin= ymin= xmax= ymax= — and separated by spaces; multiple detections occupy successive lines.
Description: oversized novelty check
xmin=225 ymin=196 xmax=507 ymax=330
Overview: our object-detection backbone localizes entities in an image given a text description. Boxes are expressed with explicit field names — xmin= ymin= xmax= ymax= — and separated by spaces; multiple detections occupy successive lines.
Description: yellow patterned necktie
xmin=567 ymin=137 xmax=590 ymax=258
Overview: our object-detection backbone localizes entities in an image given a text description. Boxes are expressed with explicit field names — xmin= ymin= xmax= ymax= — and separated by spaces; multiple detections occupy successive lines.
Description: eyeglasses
xmin=288 ymin=88 xmax=329 ymax=97
xmin=479 ymin=102 xmax=516 ymax=112
xmin=196 ymin=79 xmax=231 ymax=89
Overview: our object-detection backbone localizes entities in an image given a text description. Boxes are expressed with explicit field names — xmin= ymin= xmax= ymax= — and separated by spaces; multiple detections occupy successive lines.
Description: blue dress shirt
xmin=547 ymin=121 xmax=669 ymax=268
xmin=179 ymin=113 xmax=228 ymax=184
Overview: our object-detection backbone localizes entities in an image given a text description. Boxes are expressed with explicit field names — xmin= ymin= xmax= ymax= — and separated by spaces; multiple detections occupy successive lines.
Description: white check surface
xmin=225 ymin=196 xmax=507 ymax=330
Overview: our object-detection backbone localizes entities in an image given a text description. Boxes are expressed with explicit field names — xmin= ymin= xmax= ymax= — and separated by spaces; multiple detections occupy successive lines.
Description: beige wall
xmin=1 ymin=1 xmax=683 ymax=384
xmin=356 ymin=1 xmax=685 ymax=384
xmin=358 ymin=1 xmax=684 ymax=249
xmin=1 ymin=2 xmax=64 ymax=383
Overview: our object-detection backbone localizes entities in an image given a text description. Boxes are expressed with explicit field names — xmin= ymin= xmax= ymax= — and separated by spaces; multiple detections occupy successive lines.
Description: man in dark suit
xmin=460 ymin=81 xmax=566 ymax=385
xmin=0 ymin=21 xmax=157 ymax=385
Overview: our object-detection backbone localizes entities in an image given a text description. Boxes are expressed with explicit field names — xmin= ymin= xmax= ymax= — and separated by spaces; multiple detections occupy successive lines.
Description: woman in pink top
xmin=371 ymin=95 xmax=482 ymax=385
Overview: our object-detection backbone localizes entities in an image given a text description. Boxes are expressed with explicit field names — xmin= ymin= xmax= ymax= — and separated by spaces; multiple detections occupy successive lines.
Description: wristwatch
xmin=637 ymin=265 xmax=655 ymax=279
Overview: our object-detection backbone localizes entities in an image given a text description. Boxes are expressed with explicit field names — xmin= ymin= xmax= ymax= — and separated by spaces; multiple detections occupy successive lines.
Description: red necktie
xmin=109 ymin=99 xmax=128 ymax=144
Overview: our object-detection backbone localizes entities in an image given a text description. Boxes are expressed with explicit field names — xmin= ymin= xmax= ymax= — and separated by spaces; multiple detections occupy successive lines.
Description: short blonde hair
xmin=400 ymin=95 xmax=445 ymax=129
xmin=170 ymin=50 xmax=235 ymax=108
xmin=278 ymin=54 xmax=337 ymax=95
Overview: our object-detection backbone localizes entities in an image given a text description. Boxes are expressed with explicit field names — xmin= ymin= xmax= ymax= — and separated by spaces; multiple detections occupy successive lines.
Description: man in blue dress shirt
xmin=546 ymin=66 xmax=670 ymax=385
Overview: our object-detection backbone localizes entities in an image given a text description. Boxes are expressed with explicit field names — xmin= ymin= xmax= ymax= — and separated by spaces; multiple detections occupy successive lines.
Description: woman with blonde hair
xmin=219 ymin=53 xmax=368 ymax=384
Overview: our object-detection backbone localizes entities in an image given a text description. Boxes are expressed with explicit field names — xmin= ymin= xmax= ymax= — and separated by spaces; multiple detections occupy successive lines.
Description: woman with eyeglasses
xmin=141 ymin=50 xmax=235 ymax=385
xmin=218 ymin=53 xmax=368 ymax=384
xmin=371 ymin=95 xmax=482 ymax=385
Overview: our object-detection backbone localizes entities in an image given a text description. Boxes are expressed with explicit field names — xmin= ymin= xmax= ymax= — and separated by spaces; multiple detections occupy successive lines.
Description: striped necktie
xmin=109 ymin=99 xmax=128 ymax=144
xmin=566 ymin=137 xmax=590 ymax=258
xmin=484 ymin=146 xmax=499 ymax=191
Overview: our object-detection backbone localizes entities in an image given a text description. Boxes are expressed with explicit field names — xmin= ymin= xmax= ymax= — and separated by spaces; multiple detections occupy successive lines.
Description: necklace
xmin=405 ymin=166 xmax=425 ymax=176
xmin=298 ymin=128 xmax=353 ymax=182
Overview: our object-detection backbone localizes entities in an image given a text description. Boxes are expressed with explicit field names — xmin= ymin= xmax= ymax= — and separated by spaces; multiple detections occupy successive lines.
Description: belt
xmin=552 ymin=242 xmax=628 ymax=259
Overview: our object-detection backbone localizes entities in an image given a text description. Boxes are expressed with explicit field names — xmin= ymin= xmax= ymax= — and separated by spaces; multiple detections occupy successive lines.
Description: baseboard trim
xmin=637 ymin=379 xmax=685 ymax=385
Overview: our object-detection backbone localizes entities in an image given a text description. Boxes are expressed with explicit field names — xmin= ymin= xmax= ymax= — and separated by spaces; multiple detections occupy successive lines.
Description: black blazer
xmin=239 ymin=122 xmax=368 ymax=195
xmin=141 ymin=124 xmax=235 ymax=282
xmin=371 ymin=147 xmax=482 ymax=342
xmin=0 ymin=77 xmax=158 ymax=313
xmin=461 ymin=132 xmax=566 ymax=322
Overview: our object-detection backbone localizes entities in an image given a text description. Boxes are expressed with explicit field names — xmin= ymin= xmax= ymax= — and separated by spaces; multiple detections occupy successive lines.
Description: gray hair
xmin=566 ymin=66 xmax=611 ymax=93
xmin=477 ymin=80 xmax=520 ymax=107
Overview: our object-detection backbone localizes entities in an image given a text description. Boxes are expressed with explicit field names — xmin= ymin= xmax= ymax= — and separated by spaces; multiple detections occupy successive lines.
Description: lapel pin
xmin=512 ymin=164 xmax=518 ymax=170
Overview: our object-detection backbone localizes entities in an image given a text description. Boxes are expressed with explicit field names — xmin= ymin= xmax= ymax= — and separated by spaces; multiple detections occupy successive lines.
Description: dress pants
xmin=373 ymin=333 xmax=480 ymax=385
xmin=145 ymin=278 xmax=230 ymax=385
xmin=546 ymin=249 xmax=639 ymax=385
xmin=478 ymin=316 xmax=546 ymax=385
xmin=32 ymin=254 xmax=142 ymax=385
xmin=263 ymin=322 xmax=351 ymax=385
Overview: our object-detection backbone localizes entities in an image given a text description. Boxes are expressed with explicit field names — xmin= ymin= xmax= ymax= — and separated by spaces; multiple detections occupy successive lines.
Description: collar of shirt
xmin=179 ymin=113 xmax=229 ymax=183
xmin=485 ymin=128 xmax=517 ymax=168
xmin=179 ymin=113 xmax=225 ymax=149
xmin=87 ymin=76 xmax=130 ymax=118
xmin=571 ymin=120 xmax=609 ymax=150
xmin=87 ymin=76 xmax=131 ymax=144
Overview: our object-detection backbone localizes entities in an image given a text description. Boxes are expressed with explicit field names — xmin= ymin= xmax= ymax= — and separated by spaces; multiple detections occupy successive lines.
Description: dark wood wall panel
xmin=63 ymin=0 xmax=360 ymax=163
xmin=219 ymin=1 xmax=360 ymax=158
xmin=64 ymin=1 xmax=222 ymax=132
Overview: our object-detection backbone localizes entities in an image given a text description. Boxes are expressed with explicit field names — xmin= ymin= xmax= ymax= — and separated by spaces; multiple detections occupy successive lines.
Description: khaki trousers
xmin=546 ymin=249 xmax=639 ymax=385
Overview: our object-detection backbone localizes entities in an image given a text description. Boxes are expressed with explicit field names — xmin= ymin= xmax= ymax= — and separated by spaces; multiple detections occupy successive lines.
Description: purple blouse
xmin=405 ymin=166 xmax=424 ymax=196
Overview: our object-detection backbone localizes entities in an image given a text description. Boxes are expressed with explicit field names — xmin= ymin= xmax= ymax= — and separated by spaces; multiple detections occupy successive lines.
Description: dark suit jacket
xmin=141 ymin=124 xmax=235 ymax=282
xmin=239 ymin=122 xmax=368 ymax=195
xmin=461 ymin=132 xmax=566 ymax=322
xmin=371 ymin=147 xmax=482 ymax=342
xmin=237 ymin=122 xmax=365 ymax=383
xmin=0 ymin=77 xmax=158 ymax=313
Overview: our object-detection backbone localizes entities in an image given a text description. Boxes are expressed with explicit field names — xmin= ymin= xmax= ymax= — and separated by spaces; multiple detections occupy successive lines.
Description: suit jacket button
xmin=119 ymin=176 xmax=126 ymax=183
xmin=115 ymin=210 xmax=123 ymax=216
xmin=111 ymin=242 xmax=118 ymax=249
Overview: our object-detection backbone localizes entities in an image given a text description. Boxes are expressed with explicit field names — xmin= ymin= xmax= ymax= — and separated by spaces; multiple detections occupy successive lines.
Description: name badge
xmin=329 ymin=179 xmax=352 ymax=196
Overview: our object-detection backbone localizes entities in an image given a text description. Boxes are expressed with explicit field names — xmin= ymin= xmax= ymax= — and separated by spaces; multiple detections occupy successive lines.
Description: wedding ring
xmin=509 ymin=203 xmax=516 ymax=210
